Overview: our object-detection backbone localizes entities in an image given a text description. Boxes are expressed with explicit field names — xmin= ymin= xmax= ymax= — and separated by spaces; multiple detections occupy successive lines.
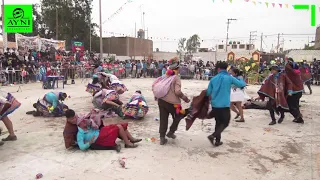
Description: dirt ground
xmin=0 ymin=78 xmax=319 ymax=180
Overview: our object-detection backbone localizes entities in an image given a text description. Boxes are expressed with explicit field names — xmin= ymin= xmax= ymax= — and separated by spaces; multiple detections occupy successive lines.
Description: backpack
xmin=152 ymin=75 xmax=176 ymax=99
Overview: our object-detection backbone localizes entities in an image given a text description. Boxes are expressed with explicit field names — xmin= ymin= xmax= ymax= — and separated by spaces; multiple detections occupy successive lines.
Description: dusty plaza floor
xmin=0 ymin=78 xmax=319 ymax=180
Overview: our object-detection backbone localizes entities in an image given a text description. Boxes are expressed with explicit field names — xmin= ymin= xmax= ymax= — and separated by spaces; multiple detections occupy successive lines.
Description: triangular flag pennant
xmin=265 ymin=2 xmax=269 ymax=7
xmin=272 ymin=3 xmax=275 ymax=7
xmin=285 ymin=4 xmax=288 ymax=8
xmin=229 ymin=0 xmax=232 ymax=3
xmin=253 ymin=1 xmax=256 ymax=5
xmin=212 ymin=0 xmax=214 ymax=2
xmin=258 ymin=2 xmax=262 ymax=4
xmin=279 ymin=4 xmax=282 ymax=8
xmin=245 ymin=0 xmax=249 ymax=2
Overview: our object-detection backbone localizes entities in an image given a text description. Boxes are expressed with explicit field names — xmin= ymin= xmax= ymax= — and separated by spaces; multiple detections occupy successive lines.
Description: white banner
xmin=15 ymin=34 xmax=65 ymax=52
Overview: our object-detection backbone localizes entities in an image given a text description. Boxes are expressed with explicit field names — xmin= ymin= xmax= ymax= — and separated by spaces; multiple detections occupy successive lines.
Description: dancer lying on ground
xmin=123 ymin=90 xmax=149 ymax=120
xmin=64 ymin=109 xmax=122 ymax=152
xmin=66 ymin=109 xmax=141 ymax=150
xmin=92 ymin=89 xmax=124 ymax=117
xmin=26 ymin=92 xmax=69 ymax=117
xmin=0 ymin=90 xmax=21 ymax=146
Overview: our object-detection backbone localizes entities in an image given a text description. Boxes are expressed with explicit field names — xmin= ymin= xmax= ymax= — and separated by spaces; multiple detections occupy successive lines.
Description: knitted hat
xmin=168 ymin=57 xmax=179 ymax=70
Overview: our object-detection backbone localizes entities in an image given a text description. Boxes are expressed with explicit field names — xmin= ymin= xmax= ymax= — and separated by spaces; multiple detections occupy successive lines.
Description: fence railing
xmin=0 ymin=67 xmax=217 ymax=86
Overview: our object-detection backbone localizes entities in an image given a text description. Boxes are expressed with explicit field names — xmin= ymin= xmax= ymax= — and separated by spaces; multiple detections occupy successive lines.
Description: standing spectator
xmin=125 ymin=60 xmax=131 ymax=78
xmin=136 ymin=60 xmax=142 ymax=78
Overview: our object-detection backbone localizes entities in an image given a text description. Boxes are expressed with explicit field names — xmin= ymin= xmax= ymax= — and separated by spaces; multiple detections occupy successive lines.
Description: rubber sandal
xmin=2 ymin=135 xmax=17 ymax=141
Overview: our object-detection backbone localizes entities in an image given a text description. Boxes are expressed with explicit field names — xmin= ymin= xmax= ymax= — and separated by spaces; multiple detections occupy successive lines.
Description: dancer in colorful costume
xmin=96 ymin=72 xmax=128 ymax=94
xmin=92 ymin=89 xmax=124 ymax=117
xmin=257 ymin=65 xmax=292 ymax=125
xmin=28 ymin=92 xmax=69 ymax=117
xmin=122 ymin=90 xmax=149 ymax=120
xmin=86 ymin=74 xmax=103 ymax=95
xmin=0 ymin=90 xmax=21 ymax=145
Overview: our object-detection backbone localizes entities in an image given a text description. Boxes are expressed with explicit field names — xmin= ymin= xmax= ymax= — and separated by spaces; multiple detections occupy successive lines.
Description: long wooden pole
xmin=99 ymin=0 xmax=103 ymax=59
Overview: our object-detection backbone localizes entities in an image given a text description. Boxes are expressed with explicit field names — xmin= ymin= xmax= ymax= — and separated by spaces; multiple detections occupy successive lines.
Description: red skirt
xmin=94 ymin=123 xmax=128 ymax=147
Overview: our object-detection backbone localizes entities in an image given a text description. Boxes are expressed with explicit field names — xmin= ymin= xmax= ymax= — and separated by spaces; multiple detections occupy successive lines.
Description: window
xmin=232 ymin=45 xmax=237 ymax=49
xmin=239 ymin=44 xmax=245 ymax=49
xmin=218 ymin=45 xmax=224 ymax=49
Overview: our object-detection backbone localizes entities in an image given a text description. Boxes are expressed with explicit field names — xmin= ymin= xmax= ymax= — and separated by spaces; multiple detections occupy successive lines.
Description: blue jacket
xmin=45 ymin=92 xmax=59 ymax=108
xmin=77 ymin=127 xmax=99 ymax=151
xmin=206 ymin=70 xmax=246 ymax=108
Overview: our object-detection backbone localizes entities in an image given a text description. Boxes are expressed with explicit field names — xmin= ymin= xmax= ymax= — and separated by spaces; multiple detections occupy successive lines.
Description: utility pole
xmin=99 ymin=0 xmax=103 ymax=59
xmin=56 ymin=8 xmax=58 ymax=40
xmin=260 ymin=33 xmax=263 ymax=52
xmin=225 ymin=18 xmax=237 ymax=52
xmin=2 ymin=0 xmax=7 ymax=52
xmin=89 ymin=15 xmax=92 ymax=52
xmin=249 ymin=31 xmax=257 ymax=53
xmin=277 ymin=33 xmax=280 ymax=53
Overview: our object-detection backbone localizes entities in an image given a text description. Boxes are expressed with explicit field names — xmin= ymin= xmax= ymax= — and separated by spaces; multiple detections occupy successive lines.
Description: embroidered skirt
xmin=0 ymin=93 xmax=21 ymax=119
xmin=122 ymin=100 xmax=148 ymax=119
xmin=86 ymin=83 xmax=101 ymax=95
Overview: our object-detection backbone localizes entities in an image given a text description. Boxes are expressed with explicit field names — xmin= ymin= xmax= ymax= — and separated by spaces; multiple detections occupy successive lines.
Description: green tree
xmin=176 ymin=38 xmax=186 ymax=60
xmin=40 ymin=0 xmax=99 ymax=51
xmin=186 ymin=34 xmax=201 ymax=55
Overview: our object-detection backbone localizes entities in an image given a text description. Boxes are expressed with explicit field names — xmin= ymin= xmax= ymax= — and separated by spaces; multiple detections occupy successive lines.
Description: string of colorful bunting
xmin=94 ymin=30 xmax=311 ymax=42
xmin=214 ymin=0 xmax=320 ymax=11
xmin=102 ymin=0 xmax=133 ymax=24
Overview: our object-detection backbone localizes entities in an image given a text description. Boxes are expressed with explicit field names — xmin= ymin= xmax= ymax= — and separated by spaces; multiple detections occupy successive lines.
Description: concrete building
xmin=102 ymin=37 xmax=153 ymax=57
xmin=216 ymin=42 xmax=255 ymax=52
xmin=315 ymin=25 xmax=320 ymax=49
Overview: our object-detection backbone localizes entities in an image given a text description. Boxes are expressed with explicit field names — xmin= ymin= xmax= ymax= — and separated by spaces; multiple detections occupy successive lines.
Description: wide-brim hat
xmin=168 ymin=57 xmax=180 ymax=70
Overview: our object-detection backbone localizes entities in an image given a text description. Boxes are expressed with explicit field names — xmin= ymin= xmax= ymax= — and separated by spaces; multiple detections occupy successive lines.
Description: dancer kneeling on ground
xmin=26 ymin=92 xmax=69 ymax=117
xmin=92 ymin=89 xmax=124 ymax=117
xmin=0 ymin=90 xmax=21 ymax=145
xmin=123 ymin=90 xmax=149 ymax=120
xmin=86 ymin=75 xmax=103 ymax=95
xmin=97 ymin=72 xmax=128 ymax=94
xmin=66 ymin=109 xmax=141 ymax=150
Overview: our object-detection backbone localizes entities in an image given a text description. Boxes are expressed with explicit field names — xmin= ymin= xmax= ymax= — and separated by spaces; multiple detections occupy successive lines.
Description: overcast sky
xmin=4 ymin=0 xmax=320 ymax=52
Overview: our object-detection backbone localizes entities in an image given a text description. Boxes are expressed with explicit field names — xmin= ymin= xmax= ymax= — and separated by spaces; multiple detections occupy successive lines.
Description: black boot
xmin=278 ymin=117 xmax=284 ymax=124
xmin=160 ymin=137 xmax=168 ymax=145
xmin=293 ymin=117 xmax=304 ymax=124
xmin=71 ymin=80 xmax=75 ymax=84
xmin=269 ymin=120 xmax=276 ymax=125
xmin=166 ymin=132 xmax=176 ymax=139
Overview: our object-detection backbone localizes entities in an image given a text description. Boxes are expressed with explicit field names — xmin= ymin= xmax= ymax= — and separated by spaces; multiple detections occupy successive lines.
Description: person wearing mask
xmin=206 ymin=62 xmax=246 ymax=146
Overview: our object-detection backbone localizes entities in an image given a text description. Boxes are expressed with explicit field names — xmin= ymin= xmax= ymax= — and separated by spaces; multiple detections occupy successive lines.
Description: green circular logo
xmin=13 ymin=8 xmax=24 ymax=19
